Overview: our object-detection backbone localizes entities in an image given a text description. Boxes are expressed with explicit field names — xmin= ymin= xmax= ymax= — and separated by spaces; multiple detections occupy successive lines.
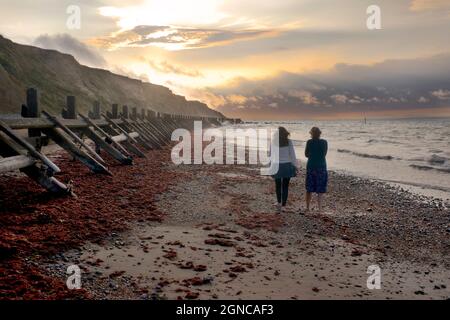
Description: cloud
xmin=287 ymin=89 xmax=320 ymax=105
xmin=226 ymin=94 xmax=248 ymax=104
xmin=431 ymin=89 xmax=450 ymax=100
xmin=208 ymin=53 xmax=450 ymax=118
xmin=90 ymin=25 xmax=278 ymax=51
xmin=146 ymin=59 xmax=202 ymax=77
xmin=330 ymin=94 xmax=349 ymax=104
xmin=418 ymin=96 xmax=429 ymax=103
xmin=410 ymin=0 xmax=450 ymax=11
xmin=33 ymin=34 xmax=107 ymax=68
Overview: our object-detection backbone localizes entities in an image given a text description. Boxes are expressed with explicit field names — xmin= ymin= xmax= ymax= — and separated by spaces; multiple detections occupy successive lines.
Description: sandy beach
xmin=2 ymin=143 xmax=448 ymax=300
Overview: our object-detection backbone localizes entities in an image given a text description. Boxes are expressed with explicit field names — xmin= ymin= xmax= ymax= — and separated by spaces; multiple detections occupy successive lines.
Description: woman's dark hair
xmin=310 ymin=127 xmax=322 ymax=139
xmin=278 ymin=127 xmax=290 ymax=147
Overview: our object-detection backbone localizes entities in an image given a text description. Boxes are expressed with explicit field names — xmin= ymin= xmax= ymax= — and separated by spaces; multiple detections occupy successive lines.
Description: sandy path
xmin=41 ymin=163 xmax=450 ymax=299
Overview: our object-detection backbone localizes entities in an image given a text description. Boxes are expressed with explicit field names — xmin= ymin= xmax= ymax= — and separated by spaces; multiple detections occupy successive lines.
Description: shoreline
xmin=1 ymin=146 xmax=449 ymax=299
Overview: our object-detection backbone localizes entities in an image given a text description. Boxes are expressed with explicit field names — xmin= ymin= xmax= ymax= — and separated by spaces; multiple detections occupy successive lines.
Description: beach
xmin=2 ymin=142 xmax=449 ymax=300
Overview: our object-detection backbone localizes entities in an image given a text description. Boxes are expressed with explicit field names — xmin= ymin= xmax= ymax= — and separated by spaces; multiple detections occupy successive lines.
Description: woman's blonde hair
xmin=310 ymin=127 xmax=322 ymax=139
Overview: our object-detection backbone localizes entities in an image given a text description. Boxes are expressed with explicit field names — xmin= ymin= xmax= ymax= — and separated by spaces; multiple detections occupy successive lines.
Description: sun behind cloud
xmin=98 ymin=0 xmax=228 ymax=30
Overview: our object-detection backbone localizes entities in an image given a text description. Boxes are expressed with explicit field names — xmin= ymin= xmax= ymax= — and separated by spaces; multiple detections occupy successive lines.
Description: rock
xmin=204 ymin=238 xmax=234 ymax=247
xmin=230 ymin=265 xmax=246 ymax=273
xmin=178 ymin=261 xmax=194 ymax=269
xmin=182 ymin=277 xmax=213 ymax=286
xmin=414 ymin=290 xmax=426 ymax=295
xmin=185 ymin=291 xmax=200 ymax=299
xmin=350 ymin=249 xmax=363 ymax=257
xmin=193 ymin=265 xmax=207 ymax=272
xmin=162 ymin=250 xmax=177 ymax=260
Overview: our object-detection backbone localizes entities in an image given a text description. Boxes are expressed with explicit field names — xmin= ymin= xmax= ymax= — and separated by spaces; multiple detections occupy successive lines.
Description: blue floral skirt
xmin=272 ymin=163 xmax=297 ymax=179
xmin=306 ymin=168 xmax=328 ymax=193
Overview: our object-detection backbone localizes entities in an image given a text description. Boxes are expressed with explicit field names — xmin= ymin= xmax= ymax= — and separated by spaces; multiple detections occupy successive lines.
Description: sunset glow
xmin=1 ymin=0 xmax=449 ymax=119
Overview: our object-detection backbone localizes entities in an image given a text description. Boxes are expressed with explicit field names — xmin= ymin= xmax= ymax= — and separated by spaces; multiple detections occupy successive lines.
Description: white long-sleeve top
xmin=261 ymin=135 xmax=299 ymax=176
xmin=276 ymin=140 xmax=298 ymax=167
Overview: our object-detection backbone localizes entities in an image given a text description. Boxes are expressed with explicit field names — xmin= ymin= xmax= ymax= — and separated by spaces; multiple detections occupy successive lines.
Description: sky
xmin=1 ymin=0 xmax=450 ymax=119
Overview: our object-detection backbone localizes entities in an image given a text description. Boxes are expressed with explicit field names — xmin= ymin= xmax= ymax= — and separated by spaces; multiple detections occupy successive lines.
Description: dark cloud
xmin=33 ymin=33 xmax=107 ymax=68
xmin=211 ymin=53 xmax=450 ymax=118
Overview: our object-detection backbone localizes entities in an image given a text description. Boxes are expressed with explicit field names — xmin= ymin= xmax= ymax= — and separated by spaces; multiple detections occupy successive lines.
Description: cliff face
xmin=0 ymin=35 xmax=223 ymax=118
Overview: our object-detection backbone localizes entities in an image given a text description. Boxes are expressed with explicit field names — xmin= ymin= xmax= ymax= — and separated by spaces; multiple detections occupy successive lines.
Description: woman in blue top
xmin=304 ymin=127 xmax=328 ymax=213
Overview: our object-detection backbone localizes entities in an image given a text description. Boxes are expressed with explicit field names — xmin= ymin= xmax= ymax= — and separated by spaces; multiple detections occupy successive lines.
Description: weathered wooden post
xmin=88 ymin=101 xmax=101 ymax=119
xmin=143 ymin=109 xmax=167 ymax=145
xmin=42 ymin=95 xmax=110 ymax=174
xmin=21 ymin=88 xmax=41 ymax=139
xmin=122 ymin=105 xmax=129 ymax=119
xmin=107 ymin=104 xmax=118 ymax=119
xmin=4 ymin=88 xmax=71 ymax=194
xmin=90 ymin=101 xmax=102 ymax=153
xmin=62 ymin=96 xmax=76 ymax=119
xmin=61 ymin=96 xmax=77 ymax=159
xmin=131 ymin=107 xmax=138 ymax=120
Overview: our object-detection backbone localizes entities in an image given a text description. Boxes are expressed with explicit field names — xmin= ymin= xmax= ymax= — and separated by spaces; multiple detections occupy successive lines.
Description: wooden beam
xmin=0 ymin=116 xmax=111 ymax=130
xmin=102 ymin=114 xmax=146 ymax=158
xmin=78 ymin=114 xmax=133 ymax=166
xmin=121 ymin=117 xmax=158 ymax=149
xmin=78 ymin=113 xmax=132 ymax=159
xmin=0 ymin=120 xmax=61 ymax=173
xmin=42 ymin=111 xmax=107 ymax=165
xmin=81 ymin=127 xmax=132 ymax=165
xmin=42 ymin=127 xmax=112 ymax=175
xmin=0 ymin=138 xmax=70 ymax=194
xmin=0 ymin=155 xmax=36 ymax=173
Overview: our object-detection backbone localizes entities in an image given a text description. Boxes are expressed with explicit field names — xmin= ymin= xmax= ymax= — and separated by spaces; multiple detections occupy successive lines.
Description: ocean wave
xmin=428 ymin=154 xmax=448 ymax=165
xmin=409 ymin=164 xmax=450 ymax=174
xmin=337 ymin=149 xmax=394 ymax=160
xmin=291 ymin=139 xmax=304 ymax=146
xmin=407 ymin=154 xmax=448 ymax=164
xmin=367 ymin=138 xmax=399 ymax=144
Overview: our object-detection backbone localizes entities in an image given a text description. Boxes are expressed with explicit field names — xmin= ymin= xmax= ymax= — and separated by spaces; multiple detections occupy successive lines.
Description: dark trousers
xmin=275 ymin=178 xmax=290 ymax=206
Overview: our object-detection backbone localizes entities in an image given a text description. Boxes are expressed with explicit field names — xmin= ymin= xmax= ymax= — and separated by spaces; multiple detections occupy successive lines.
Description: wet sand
xmin=40 ymin=162 xmax=450 ymax=300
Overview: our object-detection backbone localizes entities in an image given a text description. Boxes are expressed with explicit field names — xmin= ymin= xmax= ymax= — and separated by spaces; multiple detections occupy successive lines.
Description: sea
xmin=223 ymin=118 xmax=450 ymax=202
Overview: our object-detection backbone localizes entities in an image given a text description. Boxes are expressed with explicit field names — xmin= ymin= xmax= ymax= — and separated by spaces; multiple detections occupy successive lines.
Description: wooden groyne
xmin=0 ymin=88 xmax=237 ymax=196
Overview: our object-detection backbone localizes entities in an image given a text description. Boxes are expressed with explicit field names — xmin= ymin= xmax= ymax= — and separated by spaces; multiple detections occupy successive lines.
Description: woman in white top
xmin=271 ymin=127 xmax=298 ymax=213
